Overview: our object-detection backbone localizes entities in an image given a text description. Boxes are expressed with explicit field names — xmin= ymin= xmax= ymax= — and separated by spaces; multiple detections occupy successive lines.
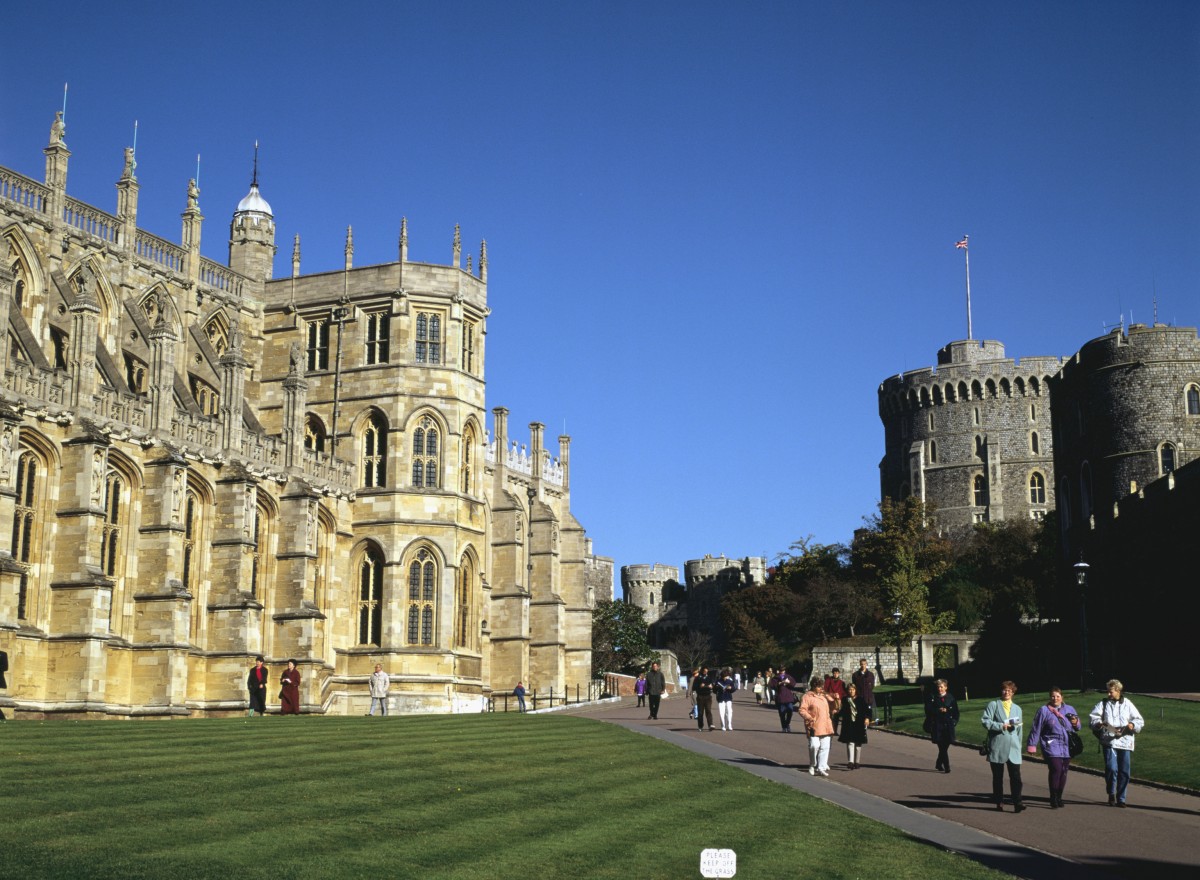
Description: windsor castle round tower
xmin=878 ymin=339 xmax=1063 ymax=528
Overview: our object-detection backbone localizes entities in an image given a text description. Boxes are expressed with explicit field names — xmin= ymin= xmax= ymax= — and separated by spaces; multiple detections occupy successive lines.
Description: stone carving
xmin=172 ymin=468 xmax=184 ymax=522
xmin=50 ymin=111 xmax=65 ymax=146
xmin=0 ymin=425 xmax=13 ymax=481
xmin=123 ymin=147 xmax=136 ymax=179
xmin=92 ymin=449 xmax=106 ymax=505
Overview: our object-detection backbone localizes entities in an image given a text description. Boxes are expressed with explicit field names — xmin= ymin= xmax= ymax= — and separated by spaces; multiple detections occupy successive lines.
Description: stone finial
xmin=452 ymin=223 xmax=461 ymax=268
xmin=466 ymin=254 xmax=473 ymax=274
xmin=49 ymin=111 xmax=65 ymax=146
xmin=344 ymin=225 xmax=354 ymax=270
xmin=479 ymin=239 xmax=487 ymax=282
xmin=292 ymin=234 xmax=301 ymax=277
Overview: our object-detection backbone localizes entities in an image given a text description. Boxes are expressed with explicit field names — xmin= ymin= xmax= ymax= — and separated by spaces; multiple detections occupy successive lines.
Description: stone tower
xmin=620 ymin=563 xmax=680 ymax=625
xmin=878 ymin=339 xmax=1063 ymax=528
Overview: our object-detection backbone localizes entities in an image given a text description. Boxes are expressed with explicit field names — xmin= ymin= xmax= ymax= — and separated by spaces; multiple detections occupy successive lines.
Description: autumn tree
xmin=852 ymin=498 xmax=955 ymax=638
xmin=666 ymin=629 xmax=714 ymax=673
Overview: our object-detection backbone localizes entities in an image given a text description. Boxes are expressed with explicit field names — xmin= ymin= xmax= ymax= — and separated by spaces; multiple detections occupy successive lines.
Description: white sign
xmin=700 ymin=848 xmax=736 ymax=878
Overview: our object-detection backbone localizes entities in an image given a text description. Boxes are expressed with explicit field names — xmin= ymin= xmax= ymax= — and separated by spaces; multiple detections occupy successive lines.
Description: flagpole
xmin=956 ymin=235 xmax=972 ymax=339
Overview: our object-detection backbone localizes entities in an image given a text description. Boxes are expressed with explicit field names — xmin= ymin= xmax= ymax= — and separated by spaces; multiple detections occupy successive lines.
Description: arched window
xmin=455 ymin=553 xmax=475 ymax=649
xmin=407 ymin=548 xmax=437 ymax=646
xmin=929 ymin=439 xmax=937 ymax=463
xmin=183 ymin=488 xmax=207 ymax=640
xmin=461 ymin=425 xmax=476 ymax=495
xmin=204 ymin=316 xmax=229 ymax=355
xmin=362 ymin=414 xmax=387 ymax=488
xmin=1029 ymin=472 xmax=1046 ymax=505
xmin=973 ymin=474 xmax=988 ymax=507
xmin=358 ymin=545 xmax=384 ymax=646
xmin=13 ymin=449 xmax=39 ymax=621
xmin=973 ymin=407 xmax=980 ymax=426
xmin=971 ymin=380 xmax=983 ymax=400
xmin=649 ymin=591 xmax=656 ymax=606
xmin=190 ymin=377 xmax=219 ymax=416
xmin=1161 ymin=443 xmax=1176 ymax=475
xmin=365 ymin=311 xmax=390 ymax=365
xmin=411 ymin=416 xmax=440 ymax=489
xmin=101 ymin=471 xmax=124 ymax=579
xmin=303 ymin=414 xmax=326 ymax=453
xmin=250 ymin=499 xmax=270 ymax=600
xmin=1187 ymin=384 xmax=1200 ymax=416
xmin=1030 ymin=431 xmax=1040 ymax=455
xmin=306 ymin=317 xmax=330 ymax=372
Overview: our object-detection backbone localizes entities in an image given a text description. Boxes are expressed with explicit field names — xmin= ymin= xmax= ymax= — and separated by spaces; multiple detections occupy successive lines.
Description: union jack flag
xmin=955 ymin=237 xmax=969 ymax=249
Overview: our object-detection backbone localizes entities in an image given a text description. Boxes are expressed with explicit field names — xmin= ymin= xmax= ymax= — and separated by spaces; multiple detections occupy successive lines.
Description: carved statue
xmin=187 ymin=177 xmax=199 ymax=209
xmin=172 ymin=468 xmax=185 ymax=522
xmin=123 ymin=147 xmax=136 ymax=179
xmin=92 ymin=450 xmax=105 ymax=505
xmin=289 ymin=342 xmax=305 ymax=376
xmin=50 ymin=111 xmax=65 ymax=146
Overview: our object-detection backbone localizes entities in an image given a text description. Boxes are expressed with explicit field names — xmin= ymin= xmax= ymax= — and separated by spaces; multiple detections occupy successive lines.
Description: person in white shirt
xmin=1089 ymin=679 xmax=1144 ymax=807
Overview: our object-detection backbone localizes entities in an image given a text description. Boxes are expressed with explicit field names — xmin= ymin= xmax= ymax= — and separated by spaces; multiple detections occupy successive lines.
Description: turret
xmin=228 ymin=144 xmax=275 ymax=282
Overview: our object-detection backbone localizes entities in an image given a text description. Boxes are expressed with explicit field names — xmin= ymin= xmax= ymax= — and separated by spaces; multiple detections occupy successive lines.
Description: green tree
xmin=853 ymin=498 xmax=955 ymax=638
xmin=591 ymin=600 xmax=652 ymax=675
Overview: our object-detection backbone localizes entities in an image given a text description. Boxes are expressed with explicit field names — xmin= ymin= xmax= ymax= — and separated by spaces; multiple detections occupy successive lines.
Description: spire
xmin=466 ymin=254 xmax=473 ymax=274
xmin=252 ymin=139 xmax=259 ymax=188
xmin=399 ymin=217 xmax=408 ymax=262
xmin=344 ymin=225 xmax=354 ymax=270
xmin=479 ymin=238 xmax=487 ymax=283
xmin=292 ymin=234 xmax=301 ymax=278
xmin=452 ymin=223 xmax=461 ymax=268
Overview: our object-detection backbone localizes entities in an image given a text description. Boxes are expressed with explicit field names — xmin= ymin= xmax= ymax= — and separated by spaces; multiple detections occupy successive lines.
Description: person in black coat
xmin=837 ymin=682 xmax=873 ymax=768
xmin=925 ymin=678 xmax=960 ymax=772
xmin=246 ymin=655 xmax=268 ymax=717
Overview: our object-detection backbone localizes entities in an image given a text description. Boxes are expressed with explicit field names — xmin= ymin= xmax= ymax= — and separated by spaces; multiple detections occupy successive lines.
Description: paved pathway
xmin=569 ymin=690 xmax=1200 ymax=880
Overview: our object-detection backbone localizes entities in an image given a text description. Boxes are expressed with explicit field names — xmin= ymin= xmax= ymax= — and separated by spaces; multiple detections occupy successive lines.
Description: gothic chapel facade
xmin=0 ymin=114 xmax=597 ymax=718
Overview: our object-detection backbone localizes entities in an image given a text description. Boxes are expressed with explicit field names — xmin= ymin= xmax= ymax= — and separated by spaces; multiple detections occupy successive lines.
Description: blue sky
xmin=4 ymin=2 xmax=1198 ymax=584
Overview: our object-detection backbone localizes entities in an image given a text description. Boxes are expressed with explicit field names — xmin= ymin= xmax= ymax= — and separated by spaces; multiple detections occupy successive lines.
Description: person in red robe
xmin=280 ymin=659 xmax=301 ymax=715
xmin=247 ymin=655 xmax=268 ymax=716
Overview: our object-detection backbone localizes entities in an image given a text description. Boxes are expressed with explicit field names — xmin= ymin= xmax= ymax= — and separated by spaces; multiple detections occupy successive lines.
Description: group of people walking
xmin=927 ymin=677 xmax=1145 ymax=811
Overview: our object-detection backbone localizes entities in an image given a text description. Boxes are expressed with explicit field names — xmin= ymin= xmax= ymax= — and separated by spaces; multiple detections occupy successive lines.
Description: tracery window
xmin=1029 ymin=472 xmax=1046 ymax=505
xmin=454 ymin=554 xmax=474 ymax=649
xmin=205 ymin=317 xmax=229 ymax=355
xmin=407 ymin=548 xmax=437 ymax=646
xmin=125 ymin=354 xmax=148 ymax=395
xmin=12 ymin=450 xmax=38 ymax=567
xmin=365 ymin=310 xmax=390 ymax=365
xmin=411 ymin=416 xmax=440 ymax=488
xmin=461 ymin=425 xmax=476 ymax=494
xmin=415 ymin=312 xmax=442 ymax=364
xmin=303 ymin=414 xmax=326 ymax=453
xmin=100 ymin=471 xmax=124 ymax=578
xmin=362 ymin=414 xmax=387 ymax=488
xmin=358 ymin=545 xmax=384 ymax=646
xmin=250 ymin=501 xmax=269 ymax=600
xmin=306 ymin=317 xmax=330 ymax=372
xmin=1187 ymin=384 xmax=1200 ymax=416
xmin=191 ymin=377 xmax=219 ymax=416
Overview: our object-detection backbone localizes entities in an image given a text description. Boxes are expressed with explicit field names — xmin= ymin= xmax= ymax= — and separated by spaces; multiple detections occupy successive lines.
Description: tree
xmin=666 ymin=630 xmax=713 ymax=674
xmin=853 ymin=498 xmax=955 ymax=638
xmin=591 ymin=600 xmax=652 ymax=675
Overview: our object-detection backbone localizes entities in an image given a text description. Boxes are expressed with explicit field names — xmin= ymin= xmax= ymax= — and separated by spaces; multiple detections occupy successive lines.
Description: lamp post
xmin=892 ymin=609 xmax=903 ymax=684
xmin=1074 ymin=558 xmax=1091 ymax=693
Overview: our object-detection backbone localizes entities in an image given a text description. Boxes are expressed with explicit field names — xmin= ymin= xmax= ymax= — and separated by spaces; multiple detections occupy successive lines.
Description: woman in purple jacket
xmin=1025 ymin=686 xmax=1082 ymax=808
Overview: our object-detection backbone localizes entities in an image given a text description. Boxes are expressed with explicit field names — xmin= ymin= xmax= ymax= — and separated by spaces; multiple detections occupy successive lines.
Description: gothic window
xmin=454 ymin=554 xmax=474 ymax=649
xmin=303 ymin=414 xmax=326 ymax=453
xmin=461 ymin=425 xmax=476 ymax=495
xmin=415 ymin=312 xmax=442 ymax=364
xmin=649 ymin=591 xmax=656 ymax=605
xmin=362 ymin=414 xmax=387 ymax=488
xmin=462 ymin=320 xmax=478 ymax=374
xmin=250 ymin=502 xmax=269 ymax=600
xmin=190 ymin=377 xmax=219 ymax=416
xmin=411 ymin=416 xmax=440 ymax=489
xmin=973 ymin=474 xmax=988 ymax=507
xmin=365 ymin=311 xmax=390 ymax=365
xmin=929 ymin=439 xmax=937 ymax=463
xmin=125 ymin=354 xmax=148 ymax=395
xmin=12 ymin=450 xmax=38 ymax=567
xmin=1187 ymin=384 xmax=1200 ymax=416
xmin=358 ymin=545 xmax=384 ymax=646
xmin=973 ymin=407 xmax=980 ymax=426
xmin=183 ymin=489 xmax=207 ymax=641
xmin=407 ymin=548 xmax=437 ymax=646
xmin=971 ymin=380 xmax=983 ymax=400
xmin=312 ymin=516 xmax=331 ymax=611
xmin=1160 ymin=443 xmax=1176 ymax=475
xmin=205 ymin=317 xmax=229 ymax=355
xmin=928 ymin=412 xmax=934 ymax=430
xmin=1029 ymin=472 xmax=1046 ymax=505
xmin=1030 ymin=431 xmax=1040 ymax=455
xmin=1031 ymin=403 xmax=1037 ymax=421
xmin=306 ymin=317 xmax=330 ymax=372
xmin=100 ymin=471 xmax=124 ymax=579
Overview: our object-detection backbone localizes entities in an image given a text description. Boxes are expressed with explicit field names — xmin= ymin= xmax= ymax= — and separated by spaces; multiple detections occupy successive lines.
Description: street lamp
xmin=1074 ymin=557 xmax=1091 ymax=693
xmin=892 ymin=609 xmax=903 ymax=684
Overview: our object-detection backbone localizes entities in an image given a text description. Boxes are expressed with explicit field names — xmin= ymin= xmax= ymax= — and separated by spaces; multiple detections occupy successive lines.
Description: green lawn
xmin=880 ymin=689 xmax=1199 ymax=791
xmin=0 ymin=714 xmax=1010 ymax=880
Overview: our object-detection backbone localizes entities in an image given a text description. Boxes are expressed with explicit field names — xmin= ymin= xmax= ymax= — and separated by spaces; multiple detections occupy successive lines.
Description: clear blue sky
xmin=4 ymin=2 xmax=1198 ymax=583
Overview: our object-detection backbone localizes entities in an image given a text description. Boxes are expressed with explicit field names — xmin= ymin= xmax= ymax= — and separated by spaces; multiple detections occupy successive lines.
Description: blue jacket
xmin=981 ymin=699 xmax=1024 ymax=764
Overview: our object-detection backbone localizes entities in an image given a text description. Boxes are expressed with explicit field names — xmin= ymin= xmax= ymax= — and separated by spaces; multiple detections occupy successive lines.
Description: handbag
xmin=1068 ymin=731 xmax=1085 ymax=757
